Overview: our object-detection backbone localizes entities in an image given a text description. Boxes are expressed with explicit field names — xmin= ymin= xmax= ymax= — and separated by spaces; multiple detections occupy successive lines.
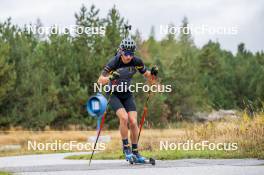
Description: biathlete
xmin=97 ymin=36 xmax=158 ymax=163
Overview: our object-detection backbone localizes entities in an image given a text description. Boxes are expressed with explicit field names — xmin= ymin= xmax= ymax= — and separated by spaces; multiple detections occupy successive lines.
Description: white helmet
xmin=119 ymin=37 xmax=136 ymax=52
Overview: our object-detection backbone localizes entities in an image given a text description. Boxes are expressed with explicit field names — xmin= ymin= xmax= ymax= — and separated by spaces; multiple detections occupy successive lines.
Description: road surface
xmin=0 ymin=152 xmax=264 ymax=175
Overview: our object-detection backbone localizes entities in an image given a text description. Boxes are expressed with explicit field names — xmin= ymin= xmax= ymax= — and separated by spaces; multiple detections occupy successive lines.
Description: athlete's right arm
xmin=97 ymin=57 xmax=117 ymax=85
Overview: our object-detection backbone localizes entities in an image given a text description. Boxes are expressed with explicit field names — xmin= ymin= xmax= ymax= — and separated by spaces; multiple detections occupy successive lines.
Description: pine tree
xmin=0 ymin=39 xmax=16 ymax=106
xmin=0 ymin=38 xmax=16 ymax=128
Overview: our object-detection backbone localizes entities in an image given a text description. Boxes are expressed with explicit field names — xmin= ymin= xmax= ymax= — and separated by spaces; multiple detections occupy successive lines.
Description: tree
xmin=0 ymin=40 xmax=16 ymax=105
xmin=0 ymin=38 xmax=16 ymax=128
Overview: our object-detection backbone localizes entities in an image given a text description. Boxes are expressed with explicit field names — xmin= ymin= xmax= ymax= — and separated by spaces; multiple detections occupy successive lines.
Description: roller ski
xmin=130 ymin=152 xmax=156 ymax=165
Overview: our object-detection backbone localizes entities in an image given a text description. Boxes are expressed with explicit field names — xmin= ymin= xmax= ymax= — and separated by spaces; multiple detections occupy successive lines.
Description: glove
xmin=109 ymin=71 xmax=120 ymax=81
xmin=150 ymin=66 xmax=158 ymax=76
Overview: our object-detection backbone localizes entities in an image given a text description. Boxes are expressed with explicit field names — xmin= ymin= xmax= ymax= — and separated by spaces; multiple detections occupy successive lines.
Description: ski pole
xmin=137 ymin=90 xmax=151 ymax=143
xmin=137 ymin=75 xmax=157 ymax=143
xmin=89 ymin=91 xmax=113 ymax=166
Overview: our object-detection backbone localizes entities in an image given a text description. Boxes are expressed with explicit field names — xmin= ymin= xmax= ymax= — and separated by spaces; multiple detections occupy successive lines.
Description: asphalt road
xmin=0 ymin=152 xmax=264 ymax=175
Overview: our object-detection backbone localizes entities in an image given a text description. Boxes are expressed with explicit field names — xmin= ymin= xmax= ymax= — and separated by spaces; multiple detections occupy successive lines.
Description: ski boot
xmin=123 ymin=147 xmax=134 ymax=164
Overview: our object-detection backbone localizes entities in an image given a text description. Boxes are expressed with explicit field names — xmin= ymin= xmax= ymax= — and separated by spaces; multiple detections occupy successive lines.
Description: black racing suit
xmin=102 ymin=53 xmax=147 ymax=112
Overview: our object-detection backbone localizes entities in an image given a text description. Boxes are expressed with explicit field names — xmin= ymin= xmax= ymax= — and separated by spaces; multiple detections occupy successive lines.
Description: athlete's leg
xmin=109 ymin=94 xmax=133 ymax=160
xmin=128 ymin=111 xmax=139 ymax=144
xmin=128 ymin=111 xmax=145 ymax=161
xmin=116 ymin=108 xmax=129 ymax=139
xmin=109 ymin=94 xmax=129 ymax=140
xmin=123 ymin=95 xmax=140 ymax=155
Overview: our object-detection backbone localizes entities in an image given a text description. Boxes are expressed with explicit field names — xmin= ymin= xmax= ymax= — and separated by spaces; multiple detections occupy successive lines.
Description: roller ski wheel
xmin=128 ymin=157 xmax=134 ymax=164
xmin=149 ymin=157 xmax=156 ymax=165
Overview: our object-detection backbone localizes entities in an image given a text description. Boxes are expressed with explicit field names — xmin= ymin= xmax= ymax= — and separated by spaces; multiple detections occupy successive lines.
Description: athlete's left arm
xmin=143 ymin=71 xmax=164 ymax=93
xmin=135 ymin=57 xmax=158 ymax=84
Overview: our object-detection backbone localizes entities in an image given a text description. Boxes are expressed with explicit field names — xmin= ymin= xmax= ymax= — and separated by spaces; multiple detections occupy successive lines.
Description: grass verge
xmin=1 ymin=113 xmax=264 ymax=159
